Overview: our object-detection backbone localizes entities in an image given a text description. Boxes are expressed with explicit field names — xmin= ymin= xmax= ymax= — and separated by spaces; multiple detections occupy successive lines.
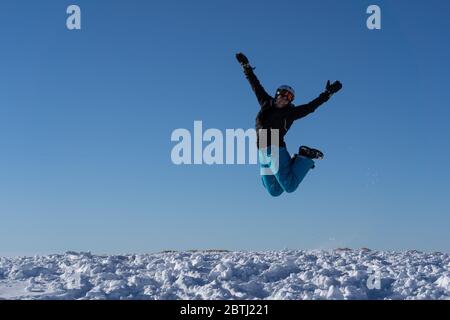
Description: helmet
xmin=275 ymin=85 xmax=295 ymax=101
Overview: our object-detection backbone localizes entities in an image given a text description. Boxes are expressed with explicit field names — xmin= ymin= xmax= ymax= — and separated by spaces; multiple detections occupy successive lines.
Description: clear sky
xmin=1 ymin=0 xmax=449 ymax=256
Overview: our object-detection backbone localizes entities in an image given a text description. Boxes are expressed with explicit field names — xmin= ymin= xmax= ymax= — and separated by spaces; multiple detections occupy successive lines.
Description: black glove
xmin=236 ymin=52 xmax=249 ymax=66
xmin=325 ymin=80 xmax=343 ymax=95
xmin=236 ymin=52 xmax=253 ymax=71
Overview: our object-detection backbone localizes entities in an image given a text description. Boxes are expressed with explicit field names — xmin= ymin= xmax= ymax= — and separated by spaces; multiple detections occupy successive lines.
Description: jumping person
xmin=236 ymin=52 xmax=343 ymax=196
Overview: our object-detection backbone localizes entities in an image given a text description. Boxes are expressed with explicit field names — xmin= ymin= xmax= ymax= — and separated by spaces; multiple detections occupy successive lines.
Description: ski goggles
xmin=276 ymin=89 xmax=294 ymax=102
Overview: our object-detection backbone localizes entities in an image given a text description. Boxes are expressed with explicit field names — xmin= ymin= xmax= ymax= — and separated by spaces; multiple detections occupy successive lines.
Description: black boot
xmin=298 ymin=146 xmax=324 ymax=160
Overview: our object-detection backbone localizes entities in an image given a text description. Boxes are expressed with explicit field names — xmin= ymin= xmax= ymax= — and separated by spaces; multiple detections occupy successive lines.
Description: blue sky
xmin=0 ymin=0 xmax=449 ymax=256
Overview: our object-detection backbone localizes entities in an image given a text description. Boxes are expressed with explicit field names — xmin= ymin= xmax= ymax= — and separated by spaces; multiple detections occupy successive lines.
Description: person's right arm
xmin=236 ymin=53 xmax=272 ymax=108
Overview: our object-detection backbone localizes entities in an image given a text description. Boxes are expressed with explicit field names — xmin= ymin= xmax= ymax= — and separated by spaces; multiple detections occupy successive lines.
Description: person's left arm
xmin=288 ymin=80 xmax=343 ymax=121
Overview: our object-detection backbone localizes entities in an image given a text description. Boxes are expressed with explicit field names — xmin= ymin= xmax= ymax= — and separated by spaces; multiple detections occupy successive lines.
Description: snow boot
xmin=298 ymin=146 xmax=324 ymax=160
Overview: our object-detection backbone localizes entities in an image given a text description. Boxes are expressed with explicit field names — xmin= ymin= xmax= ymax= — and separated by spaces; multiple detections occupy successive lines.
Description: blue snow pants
xmin=258 ymin=146 xmax=315 ymax=197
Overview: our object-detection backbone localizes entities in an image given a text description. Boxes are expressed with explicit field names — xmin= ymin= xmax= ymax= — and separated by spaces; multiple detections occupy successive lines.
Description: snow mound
xmin=0 ymin=249 xmax=448 ymax=300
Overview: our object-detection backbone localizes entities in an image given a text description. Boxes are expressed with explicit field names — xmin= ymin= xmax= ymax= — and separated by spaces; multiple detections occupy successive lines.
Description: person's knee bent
xmin=284 ymin=184 xmax=299 ymax=193
xmin=277 ymin=175 xmax=300 ymax=193
xmin=268 ymin=187 xmax=284 ymax=197
xmin=265 ymin=181 xmax=284 ymax=196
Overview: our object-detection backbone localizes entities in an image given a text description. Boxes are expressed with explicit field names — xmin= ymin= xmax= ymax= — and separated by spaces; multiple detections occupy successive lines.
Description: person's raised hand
xmin=236 ymin=52 xmax=250 ymax=66
xmin=326 ymin=80 xmax=343 ymax=94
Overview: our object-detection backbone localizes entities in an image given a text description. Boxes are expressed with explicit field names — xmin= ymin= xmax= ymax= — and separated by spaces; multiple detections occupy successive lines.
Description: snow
xmin=0 ymin=249 xmax=448 ymax=300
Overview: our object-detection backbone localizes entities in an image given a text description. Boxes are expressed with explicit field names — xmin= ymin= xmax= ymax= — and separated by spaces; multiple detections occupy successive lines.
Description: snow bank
xmin=0 ymin=249 xmax=448 ymax=300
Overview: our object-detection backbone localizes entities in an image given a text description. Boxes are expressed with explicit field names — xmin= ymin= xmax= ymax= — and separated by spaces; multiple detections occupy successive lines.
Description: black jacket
xmin=243 ymin=67 xmax=331 ymax=149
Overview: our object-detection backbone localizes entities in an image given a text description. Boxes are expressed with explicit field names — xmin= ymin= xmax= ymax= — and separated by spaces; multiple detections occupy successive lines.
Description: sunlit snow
xmin=0 ymin=249 xmax=448 ymax=300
